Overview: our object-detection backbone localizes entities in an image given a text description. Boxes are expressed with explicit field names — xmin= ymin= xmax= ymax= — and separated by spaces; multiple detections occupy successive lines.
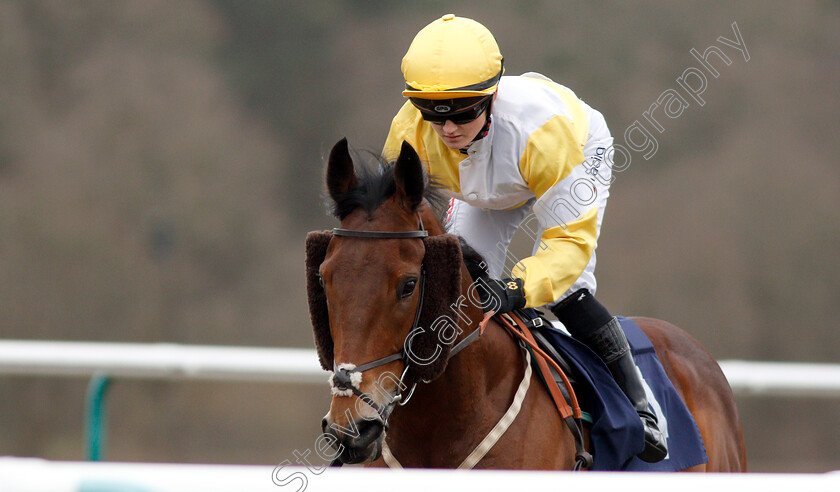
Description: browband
xmin=332 ymin=215 xmax=428 ymax=239
xmin=332 ymin=228 xmax=428 ymax=239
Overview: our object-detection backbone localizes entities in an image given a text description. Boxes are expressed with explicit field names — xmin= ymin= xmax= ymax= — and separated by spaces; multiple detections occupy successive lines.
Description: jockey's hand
xmin=476 ymin=277 xmax=526 ymax=314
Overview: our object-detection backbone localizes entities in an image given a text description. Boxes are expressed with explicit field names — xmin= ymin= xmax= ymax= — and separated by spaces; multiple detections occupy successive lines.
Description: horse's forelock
xmin=326 ymin=147 xmax=448 ymax=224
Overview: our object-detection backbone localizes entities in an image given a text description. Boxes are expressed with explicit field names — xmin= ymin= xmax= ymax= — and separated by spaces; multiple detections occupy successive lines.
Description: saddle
xmin=504 ymin=310 xmax=709 ymax=471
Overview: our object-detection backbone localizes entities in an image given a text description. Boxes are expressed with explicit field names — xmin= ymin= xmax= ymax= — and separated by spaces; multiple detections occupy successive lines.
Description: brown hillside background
xmin=1 ymin=0 xmax=838 ymax=472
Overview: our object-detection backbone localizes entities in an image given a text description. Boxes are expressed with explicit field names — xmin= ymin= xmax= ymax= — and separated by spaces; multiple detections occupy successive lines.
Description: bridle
xmin=326 ymin=216 xmax=487 ymax=466
xmin=327 ymin=217 xmax=428 ymax=422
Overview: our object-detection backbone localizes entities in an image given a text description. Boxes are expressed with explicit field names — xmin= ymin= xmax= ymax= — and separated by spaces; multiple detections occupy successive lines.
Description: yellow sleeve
xmin=513 ymin=112 xmax=596 ymax=307
xmin=383 ymin=101 xmax=418 ymax=161
xmin=513 ymin=209 xmax=598 ymax=307
xmin=383 ymin=101 xmax=465 ymax=194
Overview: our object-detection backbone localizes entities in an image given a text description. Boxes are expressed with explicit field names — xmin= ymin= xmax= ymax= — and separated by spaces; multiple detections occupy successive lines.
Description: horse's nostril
xmin=321 ymin=416 xmax=330 ymax=434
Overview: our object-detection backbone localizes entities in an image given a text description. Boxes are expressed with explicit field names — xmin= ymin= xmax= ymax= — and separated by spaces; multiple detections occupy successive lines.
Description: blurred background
xmin=1 ymin=0 xmax=838 ymax=472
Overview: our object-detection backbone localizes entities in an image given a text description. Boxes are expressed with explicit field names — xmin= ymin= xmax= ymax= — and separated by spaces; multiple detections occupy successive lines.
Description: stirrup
xmin=638 ymin=412 xmax=668 ymax=463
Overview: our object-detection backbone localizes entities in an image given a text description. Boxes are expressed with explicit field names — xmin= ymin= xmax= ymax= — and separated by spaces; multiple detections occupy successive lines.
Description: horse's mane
xmin=327 ymin=148 xmax=449 ymax=224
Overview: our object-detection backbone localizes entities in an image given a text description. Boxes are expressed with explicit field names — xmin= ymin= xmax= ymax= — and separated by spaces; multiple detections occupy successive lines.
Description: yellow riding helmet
xmin=401 ymin=14 xmax=504 ymax=100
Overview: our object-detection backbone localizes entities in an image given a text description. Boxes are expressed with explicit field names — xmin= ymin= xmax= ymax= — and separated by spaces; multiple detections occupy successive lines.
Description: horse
xmin=307 ymin=138 xmax=747 ymax=471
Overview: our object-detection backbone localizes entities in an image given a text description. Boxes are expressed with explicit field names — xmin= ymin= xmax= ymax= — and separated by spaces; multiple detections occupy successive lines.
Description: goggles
xmin=410 ymin=95 xmax=492 ymax=125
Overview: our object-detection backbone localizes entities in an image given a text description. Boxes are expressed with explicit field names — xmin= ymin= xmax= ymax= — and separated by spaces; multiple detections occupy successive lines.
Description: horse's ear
xmin=327 ymin=138 xmax=357 ymax=202
xmin=393 ymin=140 xmax=424 ymax=211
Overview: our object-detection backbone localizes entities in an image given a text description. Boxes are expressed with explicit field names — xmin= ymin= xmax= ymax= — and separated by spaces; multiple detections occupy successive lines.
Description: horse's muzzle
xmin=321 ymin=413 xmax=386 ymax=465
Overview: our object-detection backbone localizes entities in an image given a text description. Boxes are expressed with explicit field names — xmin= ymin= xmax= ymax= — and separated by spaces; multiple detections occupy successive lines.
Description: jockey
xmin=383 ymin=14 xmax=668 ymax=463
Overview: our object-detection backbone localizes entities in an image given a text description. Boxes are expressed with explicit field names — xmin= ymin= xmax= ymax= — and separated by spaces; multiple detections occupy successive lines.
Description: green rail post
xmin=84 ymin=373 xmax=111 ymax=461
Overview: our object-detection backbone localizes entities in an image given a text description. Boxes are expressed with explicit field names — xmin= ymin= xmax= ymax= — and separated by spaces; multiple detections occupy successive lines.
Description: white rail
xmin=2 ymin=340 xmax=840 ymax=397
xmin=718 ymin=360 xmax=840 ymax=398
xmin=1 ymin=458 xmax=839 ymax=492
xmin=0 ymin=340 xmax=325 ymax=383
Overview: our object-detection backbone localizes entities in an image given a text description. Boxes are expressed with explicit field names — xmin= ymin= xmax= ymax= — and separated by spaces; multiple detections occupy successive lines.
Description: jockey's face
xmin=428 ymin=110 xmax=488 ymax=150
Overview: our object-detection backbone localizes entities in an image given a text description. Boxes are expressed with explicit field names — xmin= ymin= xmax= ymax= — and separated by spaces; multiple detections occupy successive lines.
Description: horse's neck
xmin=385 ymin=263 xmax=525 ymax=467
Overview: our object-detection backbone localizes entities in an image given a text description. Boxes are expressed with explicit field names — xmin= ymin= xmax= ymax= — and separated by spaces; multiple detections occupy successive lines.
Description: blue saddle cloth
xmin=531 ymin=314 xmax=708 ymax=471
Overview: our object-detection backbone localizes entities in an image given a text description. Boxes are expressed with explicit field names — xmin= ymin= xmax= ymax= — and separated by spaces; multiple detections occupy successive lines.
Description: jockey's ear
xmin=394 ymin=140 xmax=424 ymax=212
xmin=326 ymin=138 xmax=358 ymax=202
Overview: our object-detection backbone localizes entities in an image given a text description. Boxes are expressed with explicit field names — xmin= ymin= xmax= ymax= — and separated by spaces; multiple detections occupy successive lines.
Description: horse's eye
xmin=318 ymin=274 xmax=325 ymax=288
xmin=399 ymin=278 xmax=417 ymax=299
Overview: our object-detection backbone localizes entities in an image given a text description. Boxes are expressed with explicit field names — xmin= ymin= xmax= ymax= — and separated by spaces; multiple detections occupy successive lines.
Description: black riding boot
xmin=586 ymin=317 xmax=669 ymax=463
xmin=552 ymin=290 xmax=668 ymax=463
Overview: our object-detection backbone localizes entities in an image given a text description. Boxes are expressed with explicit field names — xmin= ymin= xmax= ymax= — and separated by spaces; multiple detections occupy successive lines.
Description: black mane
xmin=328 ymin=148 xmax=448 ymax=222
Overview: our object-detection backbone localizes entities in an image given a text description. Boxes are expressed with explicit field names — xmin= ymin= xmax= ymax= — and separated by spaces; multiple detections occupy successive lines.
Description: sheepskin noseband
xmin=304 ymin=231 xmax=463 ymax=384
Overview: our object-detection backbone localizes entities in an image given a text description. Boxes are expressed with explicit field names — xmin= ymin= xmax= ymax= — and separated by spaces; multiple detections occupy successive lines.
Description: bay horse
xmin=307 ymin=138 xmax=746 ymax=471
